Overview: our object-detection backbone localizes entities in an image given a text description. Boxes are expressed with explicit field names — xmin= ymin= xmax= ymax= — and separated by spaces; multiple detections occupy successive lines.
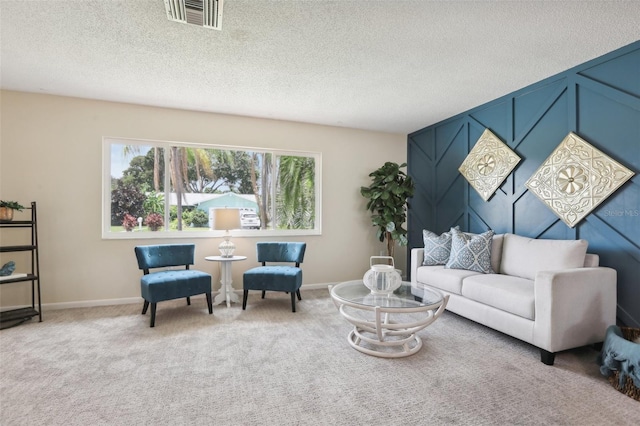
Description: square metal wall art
xmin=459 ymin=129 xmax=521 ymax=201
xmin=525 ymin=132 xmax=635 ymax=228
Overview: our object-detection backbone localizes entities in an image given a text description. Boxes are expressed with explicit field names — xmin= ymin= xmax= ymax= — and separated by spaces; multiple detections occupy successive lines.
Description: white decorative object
xmin=525 ymin=132 xmax=635 ymax=228
xmin=459 ymin=129 xmax=522 ymax=201
xmin=363 ymin=256 xmax=402 ymax=294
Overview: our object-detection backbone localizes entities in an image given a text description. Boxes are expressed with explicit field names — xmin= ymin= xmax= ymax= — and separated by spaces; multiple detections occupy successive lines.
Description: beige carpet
xmin=1 ymin=289 xmax=638 ymax=425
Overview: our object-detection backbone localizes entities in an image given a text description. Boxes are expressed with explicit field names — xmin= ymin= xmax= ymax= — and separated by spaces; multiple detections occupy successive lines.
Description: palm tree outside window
xmin=103 ymin=138 xmax=320 ymax=239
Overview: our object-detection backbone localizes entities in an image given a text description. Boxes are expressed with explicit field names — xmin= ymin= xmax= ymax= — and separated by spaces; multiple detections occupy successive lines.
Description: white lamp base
xmin=219 ymin=234 xmax=235 ymax=258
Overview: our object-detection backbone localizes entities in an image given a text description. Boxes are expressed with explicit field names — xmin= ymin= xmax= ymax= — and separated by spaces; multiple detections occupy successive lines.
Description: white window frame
xmin=102 ymin=137 xmax=322 ymax=239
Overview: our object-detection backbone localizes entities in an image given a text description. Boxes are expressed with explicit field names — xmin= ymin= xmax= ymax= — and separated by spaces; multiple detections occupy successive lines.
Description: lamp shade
xmin=212 ymin=208 xmax=241 ymax=231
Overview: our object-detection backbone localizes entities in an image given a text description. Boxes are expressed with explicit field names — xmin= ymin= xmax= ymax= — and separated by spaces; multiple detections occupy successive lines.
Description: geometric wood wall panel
xmin=525 ymin=132 xmax=635 ymax=227
xmin=469 ymin=189 xmax=510 ymax=234
xmin=514 ymin=80 xmax=566 ymax=138
xmin=579 ymin=49 xmax=640 ymax=98
xmin=470 ymin=100 xmax=510 ymax=141
xmin=513 ymin=92 xmax=569 ymax=191
xmin=513 ymin=191 xmax=560 ymax=237
xmin=459 ymin=129 xmax=521 ymax=201
xmin=437 ymin=126 xmax=467 ymax=200
xmin=437 ymin=176 xmax=465 ymax=232
xmin=407 ymin=132 xmax=436 ymax=254
xmin=408 ymin=41 xmax=640 ymax=326
xmin=435 ymin=118 xmax=464 ymax=160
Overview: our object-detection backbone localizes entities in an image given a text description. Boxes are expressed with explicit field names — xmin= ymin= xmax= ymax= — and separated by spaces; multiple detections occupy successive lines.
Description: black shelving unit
xmin=0 ymin=201 xmax=42 ymax=329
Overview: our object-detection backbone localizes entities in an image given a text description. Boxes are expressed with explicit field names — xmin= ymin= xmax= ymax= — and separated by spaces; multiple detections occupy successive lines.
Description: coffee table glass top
xmin=331 ymin=280 xmax=443 ymax=309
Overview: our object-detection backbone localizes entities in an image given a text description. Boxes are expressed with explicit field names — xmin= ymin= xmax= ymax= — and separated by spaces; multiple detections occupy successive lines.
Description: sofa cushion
xmin=461 ymin=274 xmax=535 ymax=320
xmin=446 ymin=228 xmax=495 ymax=274
xmin=422 ymin=227 xmax=458 ymax=266
xmin=141 ymin=269 xmax=212 ymax=303
xmin=490 ymin=234 xmax=504 ymax=274
xmin=500 ymin=234 xmax=588 ymax=280
xmin=415 ymin=265 xmax=480 ymax=295
xmin=584 ymin=253 xmax=599 ymax=267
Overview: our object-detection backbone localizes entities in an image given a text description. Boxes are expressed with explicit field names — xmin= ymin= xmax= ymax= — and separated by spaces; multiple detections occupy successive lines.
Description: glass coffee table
xmin=330 ymin=280 xmax=448 ymax=358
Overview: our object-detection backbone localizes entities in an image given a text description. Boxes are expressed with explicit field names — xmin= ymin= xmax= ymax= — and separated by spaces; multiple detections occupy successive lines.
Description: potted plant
xmin=122 ymin=213 xmax=138 ymax=232
xmin=144 ymin=213 xmax=164 ymax=231
xmin=360 ymin=162 xmax=414 ymax=258
xmin=0 ymin=201 xmax=26 ymax=221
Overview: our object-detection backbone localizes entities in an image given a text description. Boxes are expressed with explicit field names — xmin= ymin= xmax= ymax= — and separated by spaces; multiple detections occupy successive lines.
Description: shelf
xmin=0 ymin=220 xmax=34 ymax=227
xmin=0 ymin=274 xmax=37 ymax=285
xmin=0 ymin=201 xmax=41 ymax=328
xmin=0 ymin=307 xmax=39 ymax=329
xmin=0 ymin=245 xmax=37 ymax=252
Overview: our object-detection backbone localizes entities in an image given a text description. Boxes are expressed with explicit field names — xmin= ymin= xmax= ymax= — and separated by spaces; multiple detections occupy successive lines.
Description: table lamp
xmin=213 ymin=208 xmax=241 ymax=257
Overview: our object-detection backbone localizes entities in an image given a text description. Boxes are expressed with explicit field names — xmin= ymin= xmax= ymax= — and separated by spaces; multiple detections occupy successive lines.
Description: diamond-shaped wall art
xmin=459 ymin=129 xmax=521 ymax=201
xmin=525 ymin=132 xmax=635 ymax=228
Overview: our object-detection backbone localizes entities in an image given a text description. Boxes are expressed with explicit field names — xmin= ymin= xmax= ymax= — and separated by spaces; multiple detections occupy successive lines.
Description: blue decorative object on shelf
xmin=0 ymin=261 xmax=16 ymax=276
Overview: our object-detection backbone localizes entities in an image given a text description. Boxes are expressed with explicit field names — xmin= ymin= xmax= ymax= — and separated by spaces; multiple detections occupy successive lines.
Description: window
xmin=102 ymin=137 xmax=321 ymax=239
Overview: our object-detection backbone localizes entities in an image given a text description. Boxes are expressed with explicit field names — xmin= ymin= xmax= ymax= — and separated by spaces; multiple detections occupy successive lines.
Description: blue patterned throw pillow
xmin=422 ymin=227 xmax=459 ymax=266
xmin=445 ymin=228 xmax=495 ymax=273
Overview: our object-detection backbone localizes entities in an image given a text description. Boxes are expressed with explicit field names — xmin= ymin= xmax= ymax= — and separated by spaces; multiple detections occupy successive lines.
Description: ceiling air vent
xmin=164 ymin=0 xmax=223 ymax=30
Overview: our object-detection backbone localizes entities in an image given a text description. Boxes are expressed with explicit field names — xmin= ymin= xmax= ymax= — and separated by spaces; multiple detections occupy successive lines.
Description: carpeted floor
xmin=1 ymin=289 xmax=638 ymax=425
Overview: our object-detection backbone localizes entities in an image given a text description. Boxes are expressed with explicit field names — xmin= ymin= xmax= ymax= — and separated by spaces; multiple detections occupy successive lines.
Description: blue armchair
xmin=242 ymin=242 xmax=306 ymax=312
xmin=134 ymin=244 xmax=212 ymax=327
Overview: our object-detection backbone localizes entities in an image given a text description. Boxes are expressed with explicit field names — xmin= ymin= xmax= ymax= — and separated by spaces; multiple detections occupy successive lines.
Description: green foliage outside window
xmin=106 ymin=138 xmax=320 ymax=236
xmin=182 ymin=209 xmax=209 ymax=227
xmin=111 ymin=181 xmax=145 ymax=226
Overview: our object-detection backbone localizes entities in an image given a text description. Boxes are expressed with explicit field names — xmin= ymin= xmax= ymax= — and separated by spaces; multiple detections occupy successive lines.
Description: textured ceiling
xmin=1 ymin=0 xmax=639 ymax=134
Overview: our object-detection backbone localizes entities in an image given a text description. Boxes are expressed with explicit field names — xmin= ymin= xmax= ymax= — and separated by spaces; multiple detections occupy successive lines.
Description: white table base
xmin=332 ymin=288 xmax=449 ymax=358
xmin=205 ymin=256 xmax=246 ymax=308
xmin=213 ymin=258 xmax=240 ymax=307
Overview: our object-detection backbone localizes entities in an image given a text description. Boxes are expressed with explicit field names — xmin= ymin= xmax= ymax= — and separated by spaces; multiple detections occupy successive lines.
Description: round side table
xmin=205 ymin=255 xmax=247 ymax=307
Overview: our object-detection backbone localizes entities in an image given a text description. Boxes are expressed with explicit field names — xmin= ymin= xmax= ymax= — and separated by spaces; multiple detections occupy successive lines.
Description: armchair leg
xmin=142 ymin=300 xmax=149 ymax=315
xmin=186 ymin=296 xmax=191 ymax=305
xmin=242 ymin=290 xmax=248 ymax=310
xmin=150 ymin=303 xmax=157 ymax=328
xmin=291 ymin=292 xmax=296 ymax=313
xmin=296 ymin=290 xmax=302 ymax=301
xmin=261 ymin=290 xmax=266 ymax=299
xmin=206 ymin=293 xmax=213 ymax=314
xmin=540 ymin=349 xmax=555 ymax=365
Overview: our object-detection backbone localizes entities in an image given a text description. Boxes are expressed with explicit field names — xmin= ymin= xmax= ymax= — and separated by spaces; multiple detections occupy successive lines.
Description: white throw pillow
xmin=500 ymin=234 xmax=588 ymax=280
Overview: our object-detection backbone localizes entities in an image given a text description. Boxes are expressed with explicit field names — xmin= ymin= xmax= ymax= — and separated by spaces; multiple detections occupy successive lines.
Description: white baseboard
xmin=2 ymin=283 xmax=338 ymax=311
xmin=40 ymin=297 xmax=144 ymax=311
xmin=301 ymin=282 xmax=335 ymax=290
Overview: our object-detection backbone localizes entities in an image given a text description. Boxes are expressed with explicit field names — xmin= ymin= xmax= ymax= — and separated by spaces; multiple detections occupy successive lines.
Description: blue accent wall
xmin=407 ymin=41 xmax=640 ymax=327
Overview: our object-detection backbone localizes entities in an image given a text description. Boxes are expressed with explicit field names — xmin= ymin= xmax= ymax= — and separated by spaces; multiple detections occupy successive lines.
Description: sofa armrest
xmin=533 ymin=267 xmax=617 ymax=352
xmin=410 ymin=248 xmax=424 ymax=285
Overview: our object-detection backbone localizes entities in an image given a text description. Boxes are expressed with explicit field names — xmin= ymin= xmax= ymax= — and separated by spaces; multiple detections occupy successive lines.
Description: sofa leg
xmin=142 ymin=300 xmax=149 ymax=315
xmin=150 ymin=303 xmax=157 ymax=328
xmin=593 ymin=342 xmax=603 ymax=351
xmin=540 ymin=349 xmax=555 ymax=365
xmin=186 ymin=296 xmax=191 ymax=305
xmin=242 ymin=290 xmax=248 ymax=310
xmin=261 ymin=290 xmax=266 ymax=299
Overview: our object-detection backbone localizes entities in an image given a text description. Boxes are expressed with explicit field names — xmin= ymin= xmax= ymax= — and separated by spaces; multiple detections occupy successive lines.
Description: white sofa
xmin=410 ymin=232 xmax=617 ymax=365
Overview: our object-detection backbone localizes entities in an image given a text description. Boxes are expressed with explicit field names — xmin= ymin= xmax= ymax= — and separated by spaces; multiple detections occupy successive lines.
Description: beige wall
xmin=0 ymin=90 xmax=407 ymax=308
